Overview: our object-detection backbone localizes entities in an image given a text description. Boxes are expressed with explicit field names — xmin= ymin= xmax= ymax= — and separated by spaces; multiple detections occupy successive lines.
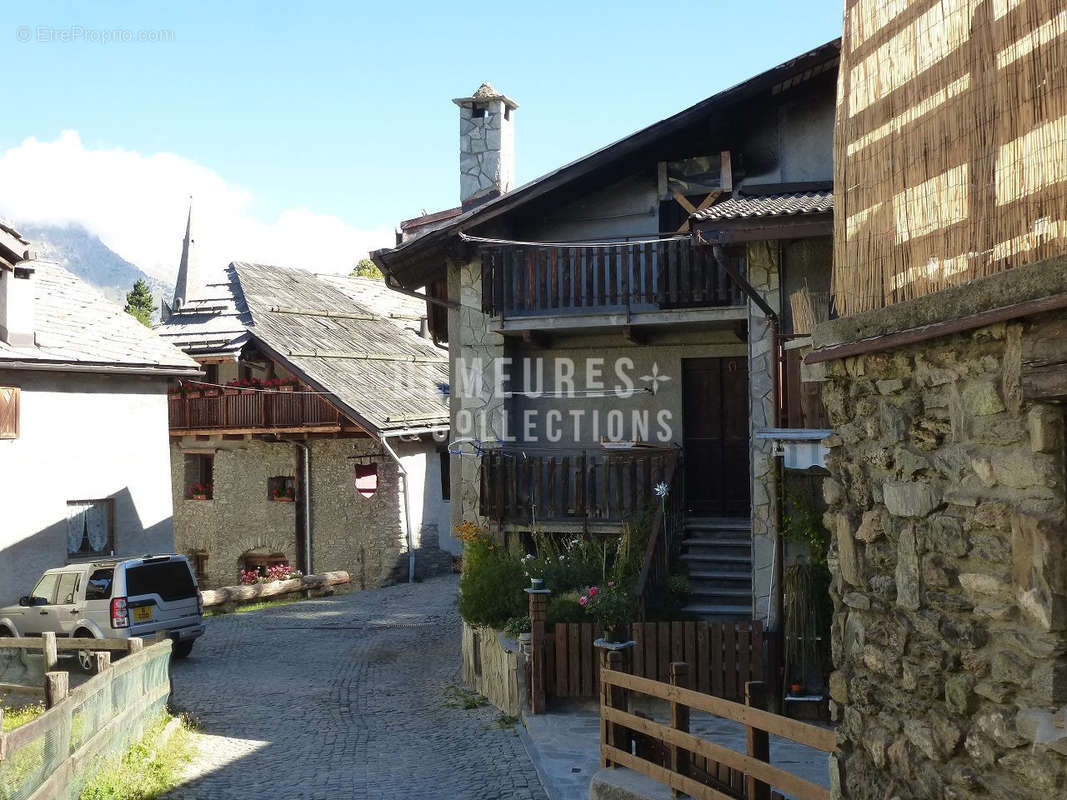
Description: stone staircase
xmin=679 ymin=516 xmax=753 ymax=621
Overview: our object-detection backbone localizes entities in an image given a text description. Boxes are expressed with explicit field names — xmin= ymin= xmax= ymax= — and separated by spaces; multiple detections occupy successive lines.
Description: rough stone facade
xmin=819 ymin=315 xmax=1067 ymax=799
xmin=172 ymin=437 xmax=452 ymax=590
xmin=747 ymin=241 xmax=783 ymax=627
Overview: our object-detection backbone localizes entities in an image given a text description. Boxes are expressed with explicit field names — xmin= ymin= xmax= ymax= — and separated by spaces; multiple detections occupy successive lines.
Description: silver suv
xmin=0 ymin=554 xmax=205 ymax=670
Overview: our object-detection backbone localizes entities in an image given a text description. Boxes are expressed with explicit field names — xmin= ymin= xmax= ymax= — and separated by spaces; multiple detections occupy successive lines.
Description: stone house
xmin=814 ymin=3 xmax=1067 ymax=798
xmin=0 ymin=221 xmax=200 ymax=605
xmin=158 ymin=234 xmax=454 ymax=590
xmin=373 ymin=40 xmax=840 ymax=626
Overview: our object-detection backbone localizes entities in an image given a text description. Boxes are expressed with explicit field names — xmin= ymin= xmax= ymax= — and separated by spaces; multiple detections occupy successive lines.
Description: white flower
xmin=653 ymin=481 xmax=669 ymax=498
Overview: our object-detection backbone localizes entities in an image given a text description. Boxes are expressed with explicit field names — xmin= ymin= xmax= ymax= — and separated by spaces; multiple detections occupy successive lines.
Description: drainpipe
xmin=283 ymin=439 xmax=313 ymax=575
xmin=381 ymin=433 xmax=415 ymax=583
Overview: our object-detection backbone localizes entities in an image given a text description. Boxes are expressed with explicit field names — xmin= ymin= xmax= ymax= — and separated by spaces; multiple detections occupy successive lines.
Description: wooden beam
xmin=720 ymin=150 xmax=733 ymax=194
xmin=522 ymin=330 xmax=550 ymax=348
xmin=623 ymin=326 xmax=649 ymax=345
xmin=602 ymin=669 xmax=838 ymax=751
xmin=171 ymin=424 xmax=364 ymax=437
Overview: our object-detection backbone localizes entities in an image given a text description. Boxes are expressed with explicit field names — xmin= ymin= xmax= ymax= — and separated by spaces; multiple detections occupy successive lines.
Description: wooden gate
xmin=539 ymin=620 xmax=764 ymax=704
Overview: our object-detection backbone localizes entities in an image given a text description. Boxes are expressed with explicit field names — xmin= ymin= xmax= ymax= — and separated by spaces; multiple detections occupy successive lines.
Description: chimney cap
xmin=453 ymin=82 xmax=519 ymax=110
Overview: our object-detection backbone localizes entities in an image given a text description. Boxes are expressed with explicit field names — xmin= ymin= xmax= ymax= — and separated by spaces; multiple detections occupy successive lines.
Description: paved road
xmin=164 ymin=575 xmax=547 ymax=800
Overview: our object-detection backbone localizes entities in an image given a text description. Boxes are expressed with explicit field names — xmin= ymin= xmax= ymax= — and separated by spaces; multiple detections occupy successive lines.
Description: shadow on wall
xmin=0 ymin=485 xmax=175 ymax=605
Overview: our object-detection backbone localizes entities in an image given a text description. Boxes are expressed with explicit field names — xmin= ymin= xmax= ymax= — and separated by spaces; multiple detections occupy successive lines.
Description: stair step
xmin=688 ymin=569 xmax=752 ymax=581
xmin=685 ymin=517 xmax=751 ymax=531
xmin=681 ymin=553 xmax=751 ymax=564
xmin=683 ymin=535 xmax=751 ymax=546
xmin=683 ymin=603 xmax=752 ymax=617
xmin=689 ymin=586 xmax=752 ymax=599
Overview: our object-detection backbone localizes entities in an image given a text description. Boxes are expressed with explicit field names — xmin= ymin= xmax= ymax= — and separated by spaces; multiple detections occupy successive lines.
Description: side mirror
xmin=18 ymin=596 xmax=29 ymax=606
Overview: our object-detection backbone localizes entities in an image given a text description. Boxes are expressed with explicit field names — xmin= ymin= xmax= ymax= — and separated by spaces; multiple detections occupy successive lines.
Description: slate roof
xmin=155 ymin=279 xmax=251 ymax=357
xmin=0 ymin=259 xmax=200 ymax=375
xmin=692 ymin=189 xmax=834 ymax=222
xmin=315 ymin=275 xmax=427 ymax=337
xmin=161 ymin=262 xmax=449 ymax=437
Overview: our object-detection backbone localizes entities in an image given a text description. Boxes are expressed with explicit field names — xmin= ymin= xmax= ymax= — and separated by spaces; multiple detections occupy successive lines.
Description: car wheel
xmin=77 ymin=648 xmax=95 ymax=673
xmin=0 ymin=626 xmax=14 ymax=638
xmin=172 ymin=641 xmax=194 ymax=659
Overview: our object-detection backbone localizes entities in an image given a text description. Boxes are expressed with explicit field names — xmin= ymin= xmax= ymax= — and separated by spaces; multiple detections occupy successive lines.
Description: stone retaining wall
xmin=460 ymin=621 xmax=525 ymax=717
xmin=819 ymin=313 xmax=1067 ymax=799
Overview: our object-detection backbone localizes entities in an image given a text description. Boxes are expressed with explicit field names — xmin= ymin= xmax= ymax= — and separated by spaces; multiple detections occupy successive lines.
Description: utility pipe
xmin=283 ymin=439 xmax=313 ymax=575
xmin=381 ymin=433 xmax=416 ymax=584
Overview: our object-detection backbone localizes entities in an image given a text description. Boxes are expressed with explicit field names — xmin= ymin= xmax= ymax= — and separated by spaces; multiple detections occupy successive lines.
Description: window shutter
xmin=0 ymin=387 xmax=19 ymax=439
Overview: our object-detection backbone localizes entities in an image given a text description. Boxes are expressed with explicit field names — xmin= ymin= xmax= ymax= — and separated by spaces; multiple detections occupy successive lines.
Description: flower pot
xmin=278 ymin=385 xmax=294 ymax=392
xmin=790 ymin=683 xmax=803 ymax=695
xmin=191 ymin=494 xmax=209 ymax=501
xmin=273 ymin=496 xmax=295 ymax=502
xmin=530 ymin=577 xmax=544 ymax=590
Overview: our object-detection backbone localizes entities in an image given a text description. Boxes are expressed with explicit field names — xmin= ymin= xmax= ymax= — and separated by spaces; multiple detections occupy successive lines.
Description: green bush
xmin=546 ymin=593 xmax=587 ymax=626
xmin=458 ymin=532 xmax=527 ymax=628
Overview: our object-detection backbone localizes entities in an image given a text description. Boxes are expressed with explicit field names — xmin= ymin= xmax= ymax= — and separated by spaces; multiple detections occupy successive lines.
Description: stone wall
xmin=747 ymin=241 xmax=782 ymax=627
xmin=818 ymin=315 xmax=1067 ymax=799
xmin=461 ymin=621 xmax=526 ymax=717
xmin=172 ymin=437 xmax=452 ymax=590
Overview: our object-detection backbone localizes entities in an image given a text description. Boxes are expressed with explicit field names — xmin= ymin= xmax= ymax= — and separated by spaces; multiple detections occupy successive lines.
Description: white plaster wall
xmin=395 ymin=438 xmax=456 ymax=554
xmin=0 ymin=370 xmax=175 ymax=604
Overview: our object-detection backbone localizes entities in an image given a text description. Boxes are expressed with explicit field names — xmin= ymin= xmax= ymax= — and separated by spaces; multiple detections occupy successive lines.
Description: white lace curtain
xmin=67 ymin=501 xmax=109 ymax=554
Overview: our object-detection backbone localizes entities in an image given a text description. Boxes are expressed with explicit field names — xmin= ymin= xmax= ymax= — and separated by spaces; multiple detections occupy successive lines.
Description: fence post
xmin=600 ymin=649 xmax=629 ymax=767
xmin=669 ymin=662 xmax=690 ymax=798
xmin=745 ymin=680 xmax=771 ymax=800
xmin=44 ymin=671 xmax=68 ymax=709
xmin=94 ymin=651 xmax=111 ymax=674
xmin=527 ymin=587 xmax=551 ymax=714
xmin=128 ymin=637 xmax=144 ymax=653
xmin=42 ymin=631 xmax=58 ymax=672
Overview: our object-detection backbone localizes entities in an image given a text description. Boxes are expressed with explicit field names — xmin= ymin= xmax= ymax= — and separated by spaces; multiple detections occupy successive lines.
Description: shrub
xmin=578 ymin=582 xmax=636 ymax=639
xmin=546 ymin=593 xmax=587 ymax=626
xmin=457 ymin=522 xmax=527 ymax=628
xmin=502 ymin=615 xmax=530 ymax=637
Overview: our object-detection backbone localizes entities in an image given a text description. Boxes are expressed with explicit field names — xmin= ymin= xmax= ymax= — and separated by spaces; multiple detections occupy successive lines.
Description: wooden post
xmin=600 ymin=648 xmax=611 ymax=767
xmin=44 ymin=671 xmax=68 ymax=709
xmin=94 ymin=651 xmax=111 ymax=674
xmin=128 ymin=637 xmax=144 ymax=653
xmin=606 ymin=650 xmax=628 ymax=762
xmin=527 ymin=588 xmax=551 ymax=715
xmin=745 ymin=681 xmax=771 ymax=800
xmin=42 ymin=631 xmax=58 ymax=672
xmin=669 ymin=662 xmax=690 ymax=798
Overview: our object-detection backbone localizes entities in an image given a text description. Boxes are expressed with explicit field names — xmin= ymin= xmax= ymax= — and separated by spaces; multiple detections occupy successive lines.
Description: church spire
xmin=172 ymin=197 xmax=198 ymax=310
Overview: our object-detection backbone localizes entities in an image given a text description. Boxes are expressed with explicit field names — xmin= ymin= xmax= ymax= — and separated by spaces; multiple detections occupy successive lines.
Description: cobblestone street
xmin=164 ymin=575 xmax=547 ymax=800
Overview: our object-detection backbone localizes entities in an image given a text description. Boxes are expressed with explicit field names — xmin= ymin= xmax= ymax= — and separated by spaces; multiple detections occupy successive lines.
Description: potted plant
xmin=188 ymin=483 xmax=212 ymax=501
xmin=579 ymin=581 xmax=635 ymax=643
xmin=272 ymin=484 xmax=296 ymax=502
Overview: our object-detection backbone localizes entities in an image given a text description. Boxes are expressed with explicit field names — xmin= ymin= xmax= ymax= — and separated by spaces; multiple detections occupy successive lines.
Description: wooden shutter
xmin=0 ymin=386 xmax=19 ymax=439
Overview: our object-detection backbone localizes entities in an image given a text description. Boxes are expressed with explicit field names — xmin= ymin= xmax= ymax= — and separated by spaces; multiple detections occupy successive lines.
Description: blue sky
xmin=0 ymin=1 xmax=843 ymax=277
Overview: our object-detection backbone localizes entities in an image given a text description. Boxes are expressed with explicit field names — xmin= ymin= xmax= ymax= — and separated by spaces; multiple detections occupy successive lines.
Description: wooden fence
xmin=536 ymin=620 xmax=764 ymax=705
xmin=480 ymin=240 xmax=745 ymax=317
xmin=600 ymin=654 xmax=835 ymax=800
xmin=479 ymin=447 xmax=679 ymax=523
xmin=0 ymin=637 xmax=172 ymax=800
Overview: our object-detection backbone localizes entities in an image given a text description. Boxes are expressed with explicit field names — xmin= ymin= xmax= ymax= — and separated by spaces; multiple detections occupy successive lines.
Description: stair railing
xmin=634 ymin=452 xmax=684 ymax=619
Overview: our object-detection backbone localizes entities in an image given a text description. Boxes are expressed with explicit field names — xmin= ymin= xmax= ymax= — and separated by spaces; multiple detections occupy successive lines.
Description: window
xmin=268 ymin=476 xmax=296 ymax=502
xmin=203 ymin=363 xmax=219 ymax=385
xmin=0 ymin=386 xmax=19 ymax=439
xmin=440 ymin=450 xmax=451 ymax=502
xmin=56 ymin=572 xmax=79 ymax=605
xmin=84 ymin=568 xmax=115 ymax=601
xmin=184 ymin=453 xmax=214 ymax=499
xmin=30 ymin=573 xmax=59 ymax=604
xmin=125 ymin=561 xmax=197 ymax=601
xmin=471 ymin=104 xmax=486 ymax=119
xmin=67 ymin=499 xmax=115 ymax=557
xmin=187 ymin=551 xmax=208 ymax=584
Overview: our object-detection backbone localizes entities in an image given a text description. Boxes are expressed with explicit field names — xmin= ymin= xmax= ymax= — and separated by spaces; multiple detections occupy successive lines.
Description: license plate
xmin=133 ymin=606 xmax=153 ymax=623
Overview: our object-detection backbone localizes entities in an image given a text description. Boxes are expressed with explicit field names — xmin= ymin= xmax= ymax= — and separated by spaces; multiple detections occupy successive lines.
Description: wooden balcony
xmin=480 ymin=240 xmax=745 ymax=319
xmin=479 ymin=446 xmax=680 ymax=525
xmin=168 ymin=388 xmax=357 ymax=435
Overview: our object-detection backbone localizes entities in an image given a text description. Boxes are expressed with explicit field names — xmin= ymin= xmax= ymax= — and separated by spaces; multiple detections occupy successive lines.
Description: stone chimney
xmin=453 ymin=83 xmax=518 ymax=209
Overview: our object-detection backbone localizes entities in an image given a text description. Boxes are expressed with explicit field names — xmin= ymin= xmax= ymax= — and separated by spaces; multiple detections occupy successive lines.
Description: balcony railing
xmin=168 ymin=388 xmax=347 ymax=431
xmin=479 ymin=446 xmax=680 ymax=524
xmin=480 ymin=240 xmax=744 ymax=317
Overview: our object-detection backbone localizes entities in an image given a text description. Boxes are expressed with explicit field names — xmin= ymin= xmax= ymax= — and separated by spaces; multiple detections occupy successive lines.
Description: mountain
xmin=17 ymin=222 xmax=173 ymax=313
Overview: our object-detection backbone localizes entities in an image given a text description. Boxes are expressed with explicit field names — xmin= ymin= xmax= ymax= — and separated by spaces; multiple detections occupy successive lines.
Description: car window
xmin=55 ymin=573 xmax=79 ymax=605
xmin=84 ymin=568 xmax=114 ymax=601
xmin=30 ymin=573 xmax=59 ymax=604
xmin=125 ymin=561 xmax=197 ymax=601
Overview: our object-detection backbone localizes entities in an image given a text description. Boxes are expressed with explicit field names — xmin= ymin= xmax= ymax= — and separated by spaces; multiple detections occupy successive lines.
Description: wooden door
xmin=682 ymin=357 xmax=750 ymax=515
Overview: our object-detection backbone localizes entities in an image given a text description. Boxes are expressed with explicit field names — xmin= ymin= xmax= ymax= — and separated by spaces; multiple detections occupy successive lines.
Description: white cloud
xmin=0 ymin=131 xmax=393 ymax=283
